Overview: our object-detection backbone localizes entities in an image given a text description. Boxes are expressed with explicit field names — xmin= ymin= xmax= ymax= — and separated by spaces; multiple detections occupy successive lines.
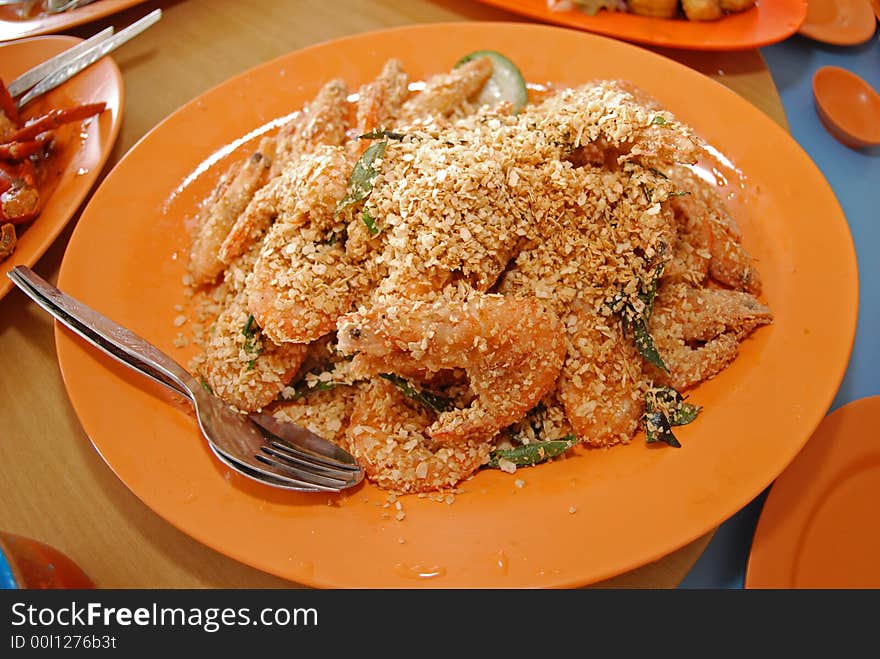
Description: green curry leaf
xmin=335 ymin=139 xmax=387 ymax=218
xmin=487 ymin=434 xmax=579 ymax=468
xmin=379 ymin=373 xmax=453 ymax=413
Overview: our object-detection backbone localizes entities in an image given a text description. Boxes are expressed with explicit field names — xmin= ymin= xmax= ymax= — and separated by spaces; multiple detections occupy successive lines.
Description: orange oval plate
xmin=0 ymin=36 xmax=123 ymax=301
xmin=55 ymin=22 xmax=857 ymax=588
xmin=476 ymin=0 xmax=807 ymax=50
xmin=0 ymin=0 xmax=149 ymax=42
xmin=746 ymin=397 xmax=880 ymax=588
xmin=797 ymin=0 xmax=877 ymax=46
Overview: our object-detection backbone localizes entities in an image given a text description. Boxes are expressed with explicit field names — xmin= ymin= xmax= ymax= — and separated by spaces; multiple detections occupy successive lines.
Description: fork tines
xmin=254 ymin=451 xmax=355 ymax=490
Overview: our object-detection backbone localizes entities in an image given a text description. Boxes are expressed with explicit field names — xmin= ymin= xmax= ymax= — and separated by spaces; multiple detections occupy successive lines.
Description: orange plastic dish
xmin=0 ymin=0 xmax=148 ymax=42
xmin=0 ymin=532 xmax=94 ymax=589
xmin=0 ymin=36 xmax=123 ymax=301
xmin=746 ymin=397 xmax=880 ymax=588
xmin=797 ymin=0 xmax=877 ymax=46
xmin=475 ymin=0 xmax=807 ymax=50
xmin=55 ymin=22 xmax=857 ymax=588
xmin=813 ymin=66 xmax=880 ymax=149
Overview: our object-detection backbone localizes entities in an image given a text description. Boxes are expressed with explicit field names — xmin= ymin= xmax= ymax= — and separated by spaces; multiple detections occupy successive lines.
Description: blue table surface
xmin=679 ymin=27 xmax=880 ymax=589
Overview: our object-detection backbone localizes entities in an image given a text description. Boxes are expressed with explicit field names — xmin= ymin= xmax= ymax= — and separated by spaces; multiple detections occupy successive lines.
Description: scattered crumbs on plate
xmin=398 ymin=537 xmax=406 ymax=544
xmin=394 ymin=501 xmax=402 ymax=511
xmin=514 ymin=479 xmax=525 ymax=489
xmin=498 ymin=458 xmax=517 ymax=474
xmin=173 ymin=314 xmax=187 ymax=327
xmin=173 ymin=333 xmax=189 ymax=348
xmin=568 ymin=506 xmax=577 ymax=514
xmin=395 ymin=510 xmax=406 ymax=521
xmin=444 ymin=493 xmax=455 ymax=505
xmin=173 ymin=304 xmax=184 ymax=312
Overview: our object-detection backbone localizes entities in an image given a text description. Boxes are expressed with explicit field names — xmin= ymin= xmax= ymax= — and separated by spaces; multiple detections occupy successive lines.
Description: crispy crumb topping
xmin=182 ymin=67 xmax=770 ymax=495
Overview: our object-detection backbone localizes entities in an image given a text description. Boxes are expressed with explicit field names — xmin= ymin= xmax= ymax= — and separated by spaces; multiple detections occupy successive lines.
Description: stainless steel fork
xmin=7 ymin=266 xmax=364 ymax=493
xmin=45 ymin=0 xmax=100 ymax=13
xmin=10 ymin=9 xmax=162 ymax=109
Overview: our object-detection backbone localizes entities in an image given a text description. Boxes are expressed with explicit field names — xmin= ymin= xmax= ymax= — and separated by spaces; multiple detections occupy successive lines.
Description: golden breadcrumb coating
xmin=184 ymin=62 xmax=771 ymax=493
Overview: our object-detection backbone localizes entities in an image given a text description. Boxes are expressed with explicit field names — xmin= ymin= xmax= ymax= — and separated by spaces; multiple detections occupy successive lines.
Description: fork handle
xmin=16 ymin=9 xmax=162 ymax=109
xmin=6 ymin=26 xmax=114 ymax=99
xmin=7 ymin=266 xmax=198 ymax=404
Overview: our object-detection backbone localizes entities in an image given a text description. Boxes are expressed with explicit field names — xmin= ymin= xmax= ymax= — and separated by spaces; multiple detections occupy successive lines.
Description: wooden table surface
xmin=0 ymin=0 xmax=788 ymax=588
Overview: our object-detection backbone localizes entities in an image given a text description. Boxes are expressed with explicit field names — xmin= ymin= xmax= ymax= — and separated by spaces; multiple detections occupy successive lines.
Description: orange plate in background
xmin=798 ymin=0 xmax=877 ymax=46
xmin=475 ymin=0 xmax=807 ymax=50
xmin=0 ymin=36 xmax=123 ymax=301
xmin=746 ymin=397 xmax=880 ymax=588
xmin=55 ymin=22 xmax=856 ymax=588
xmin=0 ymin=0 xmax=148 ymax=42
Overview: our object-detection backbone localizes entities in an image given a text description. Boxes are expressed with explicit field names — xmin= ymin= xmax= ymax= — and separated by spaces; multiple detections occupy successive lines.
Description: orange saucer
xmin=812 ymin=66 xmax=880 ymax=149
xmin=746 ymin=396 xmax=880 ymax=588
xmin=798 ymin=0 xmax=877 ymax=45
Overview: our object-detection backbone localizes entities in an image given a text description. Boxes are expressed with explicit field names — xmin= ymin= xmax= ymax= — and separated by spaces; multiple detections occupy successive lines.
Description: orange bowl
xmin=813 ymin=65 xmax=880 ymax=149
xmin=0 ymin=532 xmax=94 ymax=589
